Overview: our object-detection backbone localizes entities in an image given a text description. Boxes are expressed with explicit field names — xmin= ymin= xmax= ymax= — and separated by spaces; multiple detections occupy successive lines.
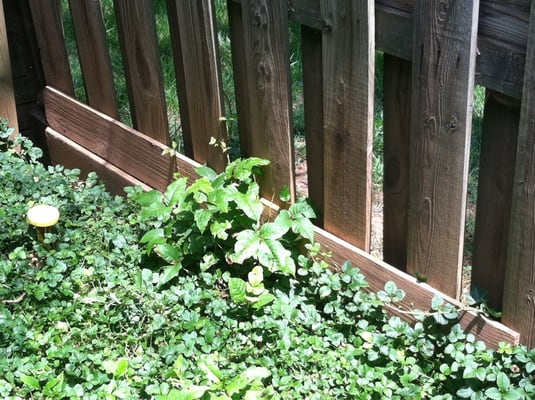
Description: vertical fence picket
xmin=113 ymin=0 xmax=169 ymax=145
xmin=231 ymin=0 xmax=295 ymax=202
xmin=28 ymin=0 xmax=74 ymax=96
xmin=471 ymin=91 xmax=519 ymax=310
xmin=166 ymin=0 xmax=227 ymax=172
xmin=320 ymin=0 xmax=374 ymax=251
xmin=301 ymin=25 xmax=324 ymax=224
xmin=383 ymin=54 xmax=411 ymax=270
xmin=68 ymin=0 xmax=119 ymax=119
xmin=503 ymin=0 xmax=535 ymax=347
xmin=407 ymin=0 xmax=479 ymax=298
xmin=0 ymin=0 xmax=18 ymax=132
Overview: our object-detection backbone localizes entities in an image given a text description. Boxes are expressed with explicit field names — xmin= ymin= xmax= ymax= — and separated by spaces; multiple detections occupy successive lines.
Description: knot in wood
xmin=446 ymin=115 xmax=458 ymax=132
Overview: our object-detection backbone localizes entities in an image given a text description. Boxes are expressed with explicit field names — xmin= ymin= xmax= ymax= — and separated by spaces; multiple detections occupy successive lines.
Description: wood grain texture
xmin=288 ymin=0 xmax=322 ymax=30
xmin=28 ymin=0 xmax=74 ymax=96
xmin=45 ymin=127 xmax=149 ymax=195
xmin=227 ymin=0 xmax=252 ymax=156
xmin=0 ymin=0 xmax=18 ymax=132
xmin=68 ymin=0 xmax=119 ymax=119
xmin=383 ymin=55 xmax=411 ymax=270
xmin=113 ymin=0 xmax=169 ymax=144
xmin=43 ymin=87 xmax=174 ymax=192
xmin=471 ymin=90 xmax=519 ymax=311
xmin=301 ymin=25 xmax=324 ymax=225
xmin=166 ymin=0 xmax=227 ymax=172
xmin=502 ymin=0 xmax=535 ymax=347
xmin=234 ymin=0 xmax=295 ymax=203
xmin=286 ymin=0 xmax=529 ymax=99
xmin=320 ymin=0 xmax=374 ymax=251
xmin=407 ymin=0 xmax=479 ymax=299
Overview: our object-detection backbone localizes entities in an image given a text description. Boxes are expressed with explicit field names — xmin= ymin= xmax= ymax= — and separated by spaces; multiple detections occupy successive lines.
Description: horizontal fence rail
xmin=3 ymin=0 xmax=535 ymax=347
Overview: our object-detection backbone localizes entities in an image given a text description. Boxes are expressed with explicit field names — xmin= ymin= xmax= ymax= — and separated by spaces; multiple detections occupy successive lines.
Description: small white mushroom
xmin=27 ymin=204 xmax=60 ymax=242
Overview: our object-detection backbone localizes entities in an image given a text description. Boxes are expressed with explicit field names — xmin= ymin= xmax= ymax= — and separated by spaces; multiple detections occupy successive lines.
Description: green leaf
xmin=230 ymin=157 xmax=270 ymax=181
xmin=248 ymin=265 xmax=264 ymax=287
xmin=260 ymin=221 xmax=290 ymax=240
xmin=279 ymin=187 xmax=291 ymax=203
xmin=456 ymin=387 xmax=474 ymax=398
xmin=199 ymin=355 xmax=222 ymax=383
xmin=291 ymin=217 xmax=315 ymax=243
xmin=210 ymin=220 xmax=232 ymax=240
xmin=432 ymin=295 xmax=445 ymax=310
xmin=133 ymin=189 xmax=161 ymax=206
xmin=252 ymin=293 xmax=275 ymax=309
xmin=159 ymin=264 xmax=182 ymax=286
xmin=115 ymin=358 xmax=129 ymax=377
xmin=229 ymin=278 xmax=247 ymax=303
xmin=232 ymin=230 xmax=261 ymax=264
xmin=195 ymin=165 xmax=218 ymax=181
xmin=200 ymin=253 xmax=218 ymax=271
xmin=289 ymin=200 xmax=316 ymax=219
xmin=259 ymin=239 xmax=296 ymax=275
xmin=140 ymin=203 xmax=172 ymax=219
xmin=140 ymin=228 xmax=166 ymax=250
xmin=187 ymin=177 xmax=213 ymax=196
xmin=194 ymin=209 xmax=213 ymax=233
xmin=484 ymin=388 xmax=504 ymax=400
xmin=319 ymin=286 xmax=332 ymax=299
xmin=155 ymin=244 xmax=181 ymax=264
xmin=21 ymin=375 xmax=40 ymax=390
xmin=167 ymin=387 xmax=209 ymax=400
xmin=496 ymin=372 xmax=510 ymax=391
xmin=232 ymin=191 xmax=263 ymax=222
xmin=164 ymin=178 xmax=188 ymax=206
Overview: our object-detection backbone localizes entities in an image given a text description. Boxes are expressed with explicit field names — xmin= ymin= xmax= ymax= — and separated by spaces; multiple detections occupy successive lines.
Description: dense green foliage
xmin=1 ymin=122 xmax=534 ymax=399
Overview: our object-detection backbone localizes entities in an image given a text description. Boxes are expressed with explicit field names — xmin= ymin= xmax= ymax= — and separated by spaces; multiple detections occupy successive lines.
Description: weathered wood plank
xmin=43 ymin=86 xmax=174 ymax=192
xmin=45 ymin=127 xmax=149 ymax=195
xmin=407 ymin=1 xmax=479 ymax=298
xmin=301 ymin=25 xmax=324 ymax=225
xmin=0 ymin=0 xmax=18 ymax=132
xmin=227 ymin=0 xmax=252 ymax=156
xmin=502 ymin=0 xmax=535 ymax=348
xmin=288 ymin=0 xmax=322 ymax=31
xmin=28 ymin=0 xmax=74 ymax=96
xmin=321 ymin=0 xmax=374 ymax=251
xmin=234 ymin=0 xmax=295 ymax=203
xmin=383 ymin=54 xmax=411 ymax=270
xmin=286 ymin=0 xmax=528 ymax=99
xmin=113 ymin=0 xmax=169 ymax=144
xmin=471 ymin=91 xmax=519 ymax=311
xmin=68 ymin=0 xmax=119 ymax=119
xmin=166 ymin=0 xmax=227 ymax=172
xmin=317 ymin=225 xmax=519 ymax=349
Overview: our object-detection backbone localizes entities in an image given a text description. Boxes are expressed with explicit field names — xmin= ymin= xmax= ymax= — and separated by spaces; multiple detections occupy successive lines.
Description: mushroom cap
xmin=27 ymin=204 xmax=60 ymax=227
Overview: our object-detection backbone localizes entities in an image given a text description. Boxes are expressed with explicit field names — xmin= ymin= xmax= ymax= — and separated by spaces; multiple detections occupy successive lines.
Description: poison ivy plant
xmin=130 ymin=157 xmax=316 ymax=307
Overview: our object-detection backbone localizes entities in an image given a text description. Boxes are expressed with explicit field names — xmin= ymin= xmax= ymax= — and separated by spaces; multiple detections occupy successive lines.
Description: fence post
xmin=166 ymin=0 xmax=227 ymax=172
xmin=0 ymin=0 xmax=18 ymax=133
xmin=502 ymin=0 xmax=535 ymax=348
xmin=471 ymin=90 xmax=519 ymax=310
xmin=28 ymin=0 xmax=74 ymax=97
xmin=407 ymin=0 xmax=480 ymax=299
xmin=113 ymin=0 xmax=169 ymax=145
xmin=229 ymin=0 xmax=295 ymax=203
xmin=383 ymin=54 xmax=411 ymax=270
xmin=320 ymin=0 xmax=374 ymax=251
xmin=68 ymin=0 xmax=119 ymax=120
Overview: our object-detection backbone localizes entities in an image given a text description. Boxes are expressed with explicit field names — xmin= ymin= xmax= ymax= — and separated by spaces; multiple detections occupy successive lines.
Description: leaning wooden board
xmin=42 ymin=86 xmax=520 ymax=348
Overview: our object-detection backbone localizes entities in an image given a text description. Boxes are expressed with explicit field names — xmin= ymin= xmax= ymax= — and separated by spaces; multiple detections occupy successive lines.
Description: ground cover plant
xmin=1 ymin=122 xmax=535 ymax=399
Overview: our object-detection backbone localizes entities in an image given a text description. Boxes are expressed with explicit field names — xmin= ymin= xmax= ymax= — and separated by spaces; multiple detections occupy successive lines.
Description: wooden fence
xmin=2 ymin=0 xmax=534 ymax=347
